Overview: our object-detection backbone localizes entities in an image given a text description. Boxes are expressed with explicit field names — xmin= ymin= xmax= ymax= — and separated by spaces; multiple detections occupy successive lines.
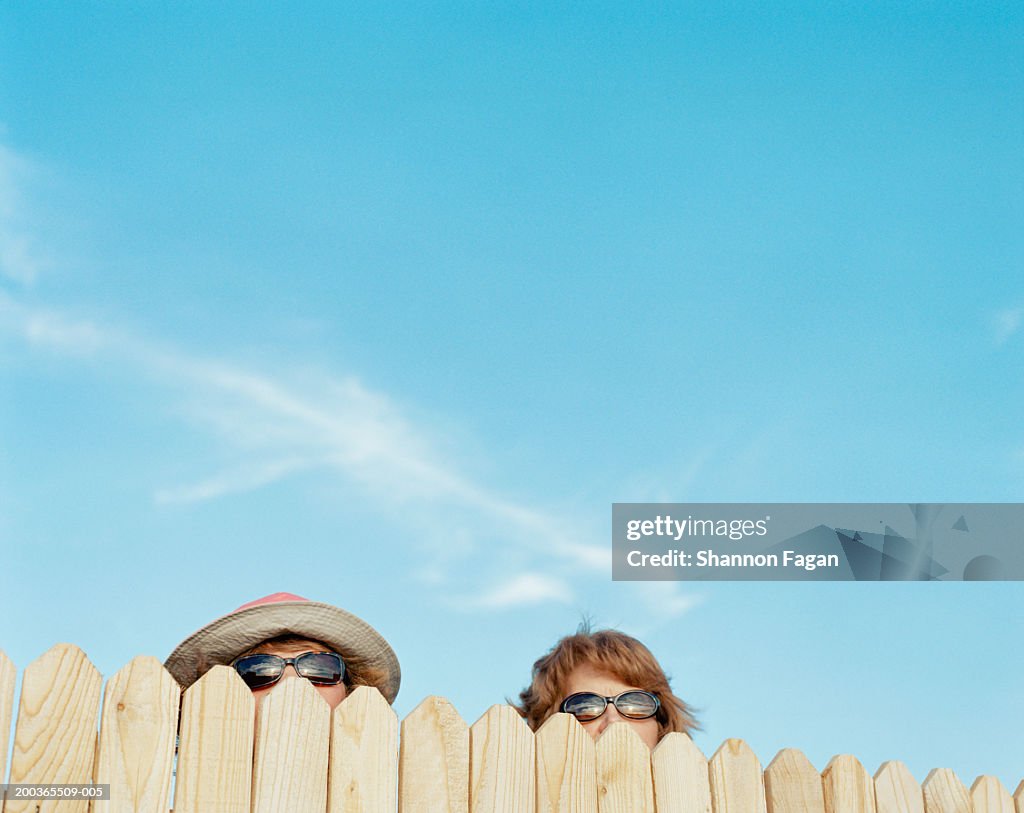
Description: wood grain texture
xmin=970 ymin=776 xmax=1014 ymax=813
xmin=709 ymin=738 xmax=767 ymax=813
xmin=764 ymin=748 xmax=825 ymax=813
xmin=0 ymin=651 xmax=16 ymax=789
xmin=5 ymin=643 xmax=102 ymax=813
xmin=874 ymin=761 xmax=924 ymax=813
xmin=535 ymin=713 xmax=597 ymax=813
xmin=328 ymin=685 xmax=399 ymax=813
xmin=173 ymin=665 xmax=254 ymax=813
xmin=651 ymin=732 xmax=711 ymax=813
xmin=594 ymin=723 xmax=654 ymax=813
xmin=93 ymin=655 xmax=179 ymax=813
xmin=399 ymin=695 xmax=469 ymax=813
xmin=922 ymin=769 xmax=972 ymax=813
xmin=252 ymin=676 xmax=331 ymax=813
xmin=0 ymin=649 xmax=1015 ymax=813
xmin=823 ymin=755 xmax=876 ymax=813
xmin=470 ymin=704 xmax=535 ymax=813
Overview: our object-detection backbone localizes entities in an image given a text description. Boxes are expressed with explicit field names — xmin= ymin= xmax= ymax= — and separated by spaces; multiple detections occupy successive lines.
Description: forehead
xmin=563 ymin=663 xmax=643 ymax=697
xmin=248 ymin=638 xmax=335 ymax=657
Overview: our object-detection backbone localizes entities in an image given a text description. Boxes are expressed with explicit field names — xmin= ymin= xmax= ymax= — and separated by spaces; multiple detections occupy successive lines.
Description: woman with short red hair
xmin=516 ymin=626 xmax=698 ymax=750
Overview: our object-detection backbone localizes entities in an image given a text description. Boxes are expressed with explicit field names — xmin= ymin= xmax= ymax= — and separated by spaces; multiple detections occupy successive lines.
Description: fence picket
xmin=173 ymin=665 xmax=254 ymax=813
xmin=651 ymin=732 xmax=711 ymax=813
xmin=93 ymin=655 xmax=179 ymax=813
xmin=922 ymin=769 xmax=972 ymax=813
xmin=470 ymin=704 xmax=535 ymax=813
xmin=399 ymin=695 xmax=469 ymax=813
xmin=1014 ymin=782 xmax=1023 ymax=813
xmin=535 ymin=713 xmax=597 ymax=813
xmin=823 ymin=755 xmax=876 ymax=813
xmin=764 ymin=748 xmax=825 ymax=813
xmin=709 ymin=738 xmax=767 ymax=813
xmin=875 ymin=761 xmax=924 ymax=813
xmin=4 ymin=644 xmax=101 ymax=813
xmin=595 ymin=724 xmax=654 ymax=813
xmin=328 ymin=685 xmax=398 ymax=813
xmin=970 ymin=776 xmax=1014 ymax=813
xmin=252 ymin=677 xmax=331 ymax=813
xmin=0 ymin=652 xmax=15 ymax=786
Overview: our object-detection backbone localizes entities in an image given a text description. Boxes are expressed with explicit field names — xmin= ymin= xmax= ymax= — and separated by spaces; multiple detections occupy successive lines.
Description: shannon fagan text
xmin=626 ymin=550 xmax=841 ymax=571
xmin=624 ymin=514 xmax=770 ymax=542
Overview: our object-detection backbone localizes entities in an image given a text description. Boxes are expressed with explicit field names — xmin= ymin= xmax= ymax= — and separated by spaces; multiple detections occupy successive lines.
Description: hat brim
xmin=165 ymin=600 xmax=400 ymax=703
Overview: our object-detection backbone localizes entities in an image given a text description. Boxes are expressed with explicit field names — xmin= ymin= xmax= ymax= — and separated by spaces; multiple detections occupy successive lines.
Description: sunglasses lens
xmin=562 ymin=693 xmax=607 ymax=722
xmin=233 ymin=654 xmax=284 ymax=689
xmin=295 ymin=652 xmax=345 ymax=685
xmin=614 ymin=691 xmax=659 ymax=719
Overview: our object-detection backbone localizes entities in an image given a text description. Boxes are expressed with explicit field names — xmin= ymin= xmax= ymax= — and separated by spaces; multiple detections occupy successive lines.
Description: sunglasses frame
xmin=231 ymin=650 xmax=346 ymax=689
xmin=559 ymin=690 xmax=661 ymax=722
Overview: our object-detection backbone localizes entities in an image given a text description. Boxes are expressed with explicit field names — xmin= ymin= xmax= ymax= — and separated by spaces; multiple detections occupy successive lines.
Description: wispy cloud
xmin=0 ymin=291 xmax=610 ymax=587
xmin=993 ymin=306 xmax=1023 ymax=346
xmin=0 ymin=137 xmax=698 ymax=621
xmin=0 ymin=293 xmax=107 ymax=354
xmin=153 ymin=456 xmax=318 ymax=505
xmin=456 ymin=572 xmax=575 ymax=609
xmin=152 ymin=353 xmax=606 ymax=568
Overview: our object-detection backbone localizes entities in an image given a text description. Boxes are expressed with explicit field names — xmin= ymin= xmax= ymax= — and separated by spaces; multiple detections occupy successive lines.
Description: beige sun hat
xmin=165 ymin=592 xmax=401 ymax=703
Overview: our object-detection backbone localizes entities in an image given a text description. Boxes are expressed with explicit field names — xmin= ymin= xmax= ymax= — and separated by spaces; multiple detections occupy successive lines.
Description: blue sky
xmin=1 ymin=1 xmax=1022 ymax=790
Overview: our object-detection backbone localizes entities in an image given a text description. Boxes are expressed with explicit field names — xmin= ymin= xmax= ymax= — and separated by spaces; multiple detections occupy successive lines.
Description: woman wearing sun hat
xmin=164 ymin=592 xmax=400 ymax=709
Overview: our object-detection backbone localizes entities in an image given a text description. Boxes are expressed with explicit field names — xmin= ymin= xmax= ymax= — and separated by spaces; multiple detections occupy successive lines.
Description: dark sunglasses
xmin=231 ymin=651 xmax=346 ymax=690
xmin=560 ymin=690 xmax=660 ymax=722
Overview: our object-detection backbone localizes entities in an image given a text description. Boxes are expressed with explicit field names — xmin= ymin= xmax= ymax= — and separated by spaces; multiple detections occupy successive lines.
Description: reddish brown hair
xmin=516 ymin=627 xmax=698 ymax=739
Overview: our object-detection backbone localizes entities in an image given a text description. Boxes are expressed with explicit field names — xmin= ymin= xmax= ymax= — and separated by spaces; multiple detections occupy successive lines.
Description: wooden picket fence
xmin=0 ymin=645 xmax=1020 ymax=813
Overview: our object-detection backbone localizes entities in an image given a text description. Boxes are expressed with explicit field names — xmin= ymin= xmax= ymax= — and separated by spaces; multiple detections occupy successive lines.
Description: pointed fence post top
xmin=23 ymin=642 xmax=101 ymax=684
xmin=923 ymin=767 xmax=970 ymax=792
xmin=874 ymin=760 xmax=924 ymax=813
xmin=104 ymin=654 xmax=180 ymax=695
xmin=594 ymin=720 xmax=652 ymax=755
xmin=766 ymin=747 xmax=818 ymax=776
xmin=258 ymin=671 xmax=331 ymax=712
xmin=652 ymin=731 xmax=707 ymax=763
xmin=875 ymin=760 xmax=917 ymax=785
xmin=403 ymin=694 xmax=469 ymax=728
xmin=711 ymin=737 xmax=761 ymax=765
xmin=470 ymin=702 xmax=530 ymax=730
xmin=969 ymin=775 xmax=1015 ymax=813
xmin=764 ymin=747 xmax=825 ymax=813
xmin=824 ymin=753 xmax=870 ymax=777
xmin=333 ymin=683 xmax=397 ymax=724
xmin=535 ymin=710 xmax=592 ymax=746
xmin=923 ymin=767 xmax=972 ymax=813
xmin=184 ymin=663 xmax=255 ymax=707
